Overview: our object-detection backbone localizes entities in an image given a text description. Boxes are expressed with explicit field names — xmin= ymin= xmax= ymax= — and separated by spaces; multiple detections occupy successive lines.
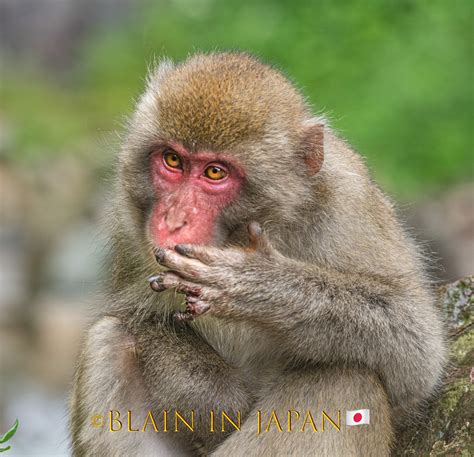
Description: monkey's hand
xmin=147 ymin=221 xmax=442 ymax=417
xmin=148 ymin=222 xmax=284 ymax=322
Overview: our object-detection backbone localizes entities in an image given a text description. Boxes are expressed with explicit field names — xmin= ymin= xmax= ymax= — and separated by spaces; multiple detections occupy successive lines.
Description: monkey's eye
xmin=163 ymin=150 xmax=182 ymax=169
xmin=204 ymin=165 xmax=227 ymax=180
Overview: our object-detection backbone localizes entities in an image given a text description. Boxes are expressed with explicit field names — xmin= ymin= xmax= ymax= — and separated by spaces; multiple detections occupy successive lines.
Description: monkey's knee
xmin=213 ymin=367 xmax=392 ymax=457
xmin=276 ymin=368 xmax=393 ymax=456
xmin=317 ymin=367 xmax=393 ymax=455
xmin=70 ymin=317 xmax=143 ymax=455
xmin=73 ymin=315 xmax=144 ymax=419
xmin=83 ymin=316 xmax=139 ymax=376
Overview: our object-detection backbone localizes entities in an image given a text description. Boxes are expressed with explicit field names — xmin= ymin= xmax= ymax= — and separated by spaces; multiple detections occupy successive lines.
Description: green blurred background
xmin=0 ymin=1 xmax=472 ymax=455
xmin=2 ymin=0 xmax=473 ymax=197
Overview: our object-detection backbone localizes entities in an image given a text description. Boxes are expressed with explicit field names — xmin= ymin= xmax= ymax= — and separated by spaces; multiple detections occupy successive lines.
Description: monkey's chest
xmin=192 ymin=317 xmax=282 ymax=382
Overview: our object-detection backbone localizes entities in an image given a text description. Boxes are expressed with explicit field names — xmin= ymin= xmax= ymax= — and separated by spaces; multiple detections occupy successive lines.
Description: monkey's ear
xmin=300 ymin=121 xmax=324 ymax=176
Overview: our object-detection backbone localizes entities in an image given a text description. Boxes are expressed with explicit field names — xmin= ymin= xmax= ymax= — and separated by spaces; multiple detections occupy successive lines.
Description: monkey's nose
xmin=165 ymin=211 xmax=188 ymax=232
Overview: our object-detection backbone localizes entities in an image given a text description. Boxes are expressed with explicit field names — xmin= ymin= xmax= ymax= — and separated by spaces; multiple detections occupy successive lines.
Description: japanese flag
xmin=346 ymin=409 xmax=370 ymax=426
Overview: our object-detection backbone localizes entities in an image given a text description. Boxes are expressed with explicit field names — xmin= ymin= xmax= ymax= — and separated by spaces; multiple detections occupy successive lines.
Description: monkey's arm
xmin=70 ymin=315 xmax=253 ymax=456
xmin=150 ymin=224 xmax=445 ymax=413
xmin=70 ymin=316 xmax=194 ymax=456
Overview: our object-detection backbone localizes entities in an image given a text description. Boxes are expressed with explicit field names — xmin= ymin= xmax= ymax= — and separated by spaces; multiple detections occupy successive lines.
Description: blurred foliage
xmin=2 ymin=0 xmax=472 ymax=199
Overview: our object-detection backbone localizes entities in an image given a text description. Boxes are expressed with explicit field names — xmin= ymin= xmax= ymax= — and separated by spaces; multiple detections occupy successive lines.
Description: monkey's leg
xmin=212 ymin=366 xmax=393 ymax=457
xmin=70 ymin=316 xmax=192 ymax=457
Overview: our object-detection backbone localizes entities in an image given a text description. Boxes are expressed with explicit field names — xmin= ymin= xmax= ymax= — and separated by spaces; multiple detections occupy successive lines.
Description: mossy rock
xmin=394 ymin=276 xmax=473 ymax=456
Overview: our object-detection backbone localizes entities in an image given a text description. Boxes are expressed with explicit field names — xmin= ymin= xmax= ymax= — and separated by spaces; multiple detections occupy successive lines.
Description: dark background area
xmin=0 ymin=0 xmax=472 ymax=454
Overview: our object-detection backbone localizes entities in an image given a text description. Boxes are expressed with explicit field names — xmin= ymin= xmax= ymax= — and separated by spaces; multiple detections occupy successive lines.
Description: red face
xmin=149 ymin=144 xmax=244 ymax=249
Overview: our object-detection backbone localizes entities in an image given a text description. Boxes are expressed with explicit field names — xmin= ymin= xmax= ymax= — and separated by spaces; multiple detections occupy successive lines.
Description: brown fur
xmin=150 ymin=53 xmax=308 ymax=151
xmin=70 ymin=52 xmax=447 ymax=456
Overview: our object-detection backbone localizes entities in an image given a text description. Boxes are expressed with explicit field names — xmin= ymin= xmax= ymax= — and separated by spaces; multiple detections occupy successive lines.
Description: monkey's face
xmin=148 ymin=142 xmax=245 ymax=249
xmin=120 ymin=54 xmax=324 ymax=253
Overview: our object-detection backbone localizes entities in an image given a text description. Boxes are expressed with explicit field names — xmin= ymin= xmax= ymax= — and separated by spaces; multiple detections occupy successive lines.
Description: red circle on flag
xmin=353 ymin=413 xmax=362 ymax=423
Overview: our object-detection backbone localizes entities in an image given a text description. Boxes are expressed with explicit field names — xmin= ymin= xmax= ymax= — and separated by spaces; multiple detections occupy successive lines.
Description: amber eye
xmin=163 ymin=150 xmax=182 ymax=169
xmin=204 ymin=165 xmax=227 ymax=180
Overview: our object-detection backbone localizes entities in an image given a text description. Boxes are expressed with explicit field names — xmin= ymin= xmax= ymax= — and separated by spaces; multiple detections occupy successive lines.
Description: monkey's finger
xmin=174 ymin=300 xmax=211 ymax=322
xmin=148 ymin=274 xmax=167 ymax=292
xmin=175 ymin=244 xmax=218 ymax=264
xmin=155 ymin=247 xmax=208 ymax=279
xmin=175 ymin=244 xmax=239 ymax=265
xmin=148 ymin=272 xmax=204 ymax=295
xmin=185 ymin=296 xmax=211 ymax=317
xmin=247 ymin=222 xmax=274 ymax=255
xmin=166 ymin=274 xmax=205 ymax=295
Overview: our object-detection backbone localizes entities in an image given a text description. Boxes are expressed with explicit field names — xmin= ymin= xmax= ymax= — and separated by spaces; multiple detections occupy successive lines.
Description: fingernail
xmin=148 ymin=275 xmax=165 ymax=291
xmin=154 ymin=248 xmax=166 ymax=263
xmin=175 ymin=244 xmax=189 ymax=256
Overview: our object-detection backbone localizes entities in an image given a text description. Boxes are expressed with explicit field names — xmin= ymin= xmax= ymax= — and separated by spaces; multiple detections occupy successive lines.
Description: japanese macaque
xmin=70 ymin=52 xmax=446 ymax=456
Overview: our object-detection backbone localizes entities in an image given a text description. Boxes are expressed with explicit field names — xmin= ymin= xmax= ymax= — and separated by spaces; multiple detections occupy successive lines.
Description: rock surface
xmin=395 ymin=276 xmax=473 ymax=456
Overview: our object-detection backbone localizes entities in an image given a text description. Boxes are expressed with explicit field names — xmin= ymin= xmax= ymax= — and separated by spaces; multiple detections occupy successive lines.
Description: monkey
xmin=70 ymin=52 xmax=447 ymax=456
